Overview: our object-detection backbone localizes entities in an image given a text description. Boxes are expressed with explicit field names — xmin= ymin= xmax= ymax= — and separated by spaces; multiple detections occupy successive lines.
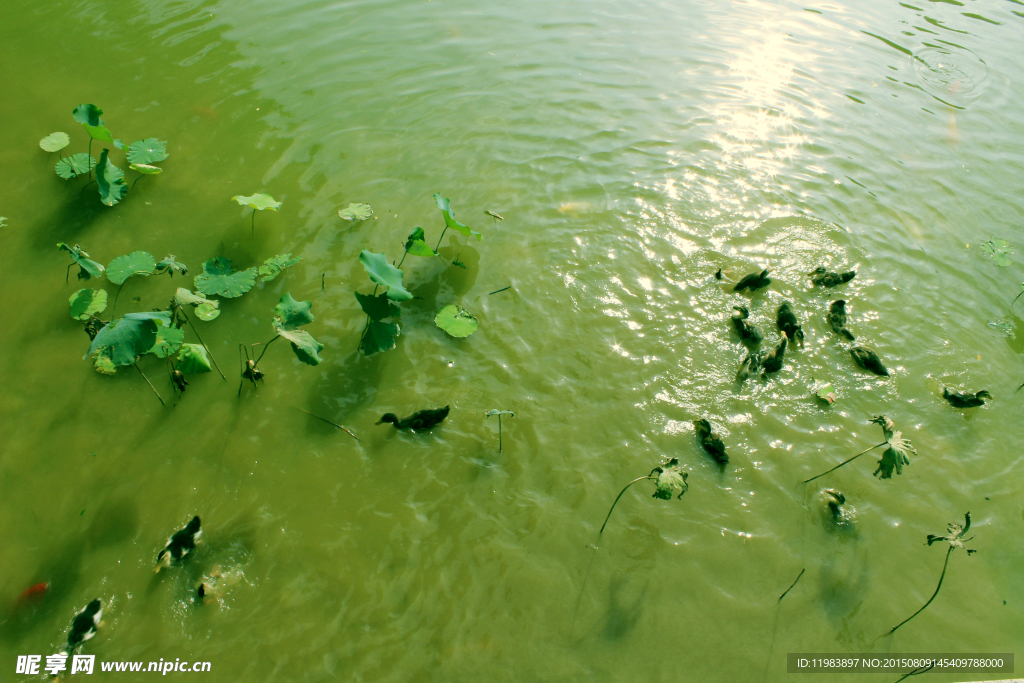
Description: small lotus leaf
xmin=69 ymin=289 xmax=108 ymax=320
xmin=93 ymin=349 xmax=117 ymax=375
xmin=232 ymin=193 xmax=281 ymax=211
xmin=651 ymin=458 xmax=689 ymax=500
xmin=58 ymin=243 xmax=105 ymax=280
xmin=355 ymin=292 xmax=400 ymax=321
xmin=193 ymin=257 xmax=257 ymax=298
xmin=986 ymin=317 xmax=1014 ymax=337
xmin=486 ymin=410 xmax=514 ymax=417
xmin=96 ymin=149 xmax=127 ymax=206
xmin=811 ymin=380 xmax=836 ymax=406
xmin=55 ymin=153 xmax=96 ymax=179
xmin=72 ymin=104 xmax=104 ymax=127
xmin=130 ymin=163 xmax=163 ymax=175
xmin=126 ymin=138 xmax=168 ymax=165
xmin=258 ymin=253 xmax=302 ymax=282
xmin=273 ymin=293 xmax=314 ymax=331
xmin=277 ymin=328 xmax=324 ymax=365
xmin=359 ymin=250 xmax=413 ymax=301
xmin=405 ymin=227 xmax=436 ymax=257
xmin=873 ymin=431 xmax=917 ymax=479
xmin=927 ymin=512 xmax=977 ymax=554
xmin=980 ymin=239 xmax=1012 ymax=266
xmin=195 ymin=303 xmax=220 ymax=321
xmin=86 ymin=312 xmax=171 ymax=366
xmin=147 ymin=324 xmax=185 ymax=358
xmin=84 ymin=124 xmax=114 ymax=143
xmin=156 ymin=256 xmax=188 ymax=277
xmin=361 ymin=320 xmax=400 ymax=355
xmin=40 ymin=132 xmax=70 ymax=152
xmin=434 ymin=193 xmax=482 ymax=241
xmin=338 ymin=203 xmax=373 ymax=221
xmin=113 ymin=139 xmax=125 ymax=150
xmin=107 ymin=251 xmax=156 ymax=285
xmin=173 ymin=288 xmax=216 ymax=307
xmin=434 ymin=305 xmax=479 ymax=338
xmin=177 ymin=343 xmax=212 ymax=374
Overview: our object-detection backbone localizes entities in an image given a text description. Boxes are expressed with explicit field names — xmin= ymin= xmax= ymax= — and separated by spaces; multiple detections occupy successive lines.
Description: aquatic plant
xmin=338 ymin=203 xmax=373 ymax=221
xmin=40 ymin=132 xmax=70 ymax=154
xmin=294 ymin=407 xmax=360 ymax=441
xmin=240 ymin=293 xmax=324 ymax=394
xmin=95 ymin=149 xmax=128 ymax=206
xmin=355 ymin=249 xmax=411 ymax=355
xmin=804 ymin=415 xmax=917 ymax=483
xmin=258 ymin=253 xmax=301 ymax=282
xmin=888 ymin=513 xmax=976 ymax=634
xmin=980 ymin=239 xmax=1012 ymax=267
xmin=84 ymin=311 xmax=180 ymax=405
xmin=232 ymin=193 xmax=281 ymax=235
xmin=69 ymin=289 xmax=108 ymax=321
xmin=107 ymin=251 xmax=156 ymax=313
xmin=432 ymin=193 xmax=481 ymax=250
xmin=778 ymin=568 xmax=805 ymax=603
xmin=435 ymin=305 xmax=479 ymax=338
xmin=599 ymin=458 xmax=688 ymax=534
xmin=194 ymin=258 xmax=257 ymax=298
xmin=72 ymin=104 xmax=112 ymax=178
xmin=58 ymin=243 xmax=105 ymax=282
xmin=170 ymin=289 xmax=225 ymax=379
xmin=155 ymin=255 xmax=188 ymax=278
xmin=485 ymin=409 xmax=514 ymax=452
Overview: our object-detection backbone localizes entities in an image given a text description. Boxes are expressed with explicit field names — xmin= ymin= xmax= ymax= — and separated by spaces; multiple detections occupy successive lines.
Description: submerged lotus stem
xmin=804 ymin=441 xmax=888 ymax=483
xmin=600 ymin=476 xmax=656 ymax=534
xmin=1011 ymin=290 xmax=1024 ymax=312
xmin=294 ymin=407 xmax=360 ymax=442
xmin=252 ymin=334 xmax=280 ymax=369
xmin=432 ymin=226 xmax=449 ymax=253
xmin=889 ymin=546 xmax=954 ymax=634
xmin=498 ymin=414 xmax=503 ymax=452
xmin=110 ymin=282 xmax=127 ymax=317
xmin=251 ymin=210 xmax=256 ymax=237
xmin=778 ymin=568 xmax=805 ymax=603
xmin=134 ymin=362 xmax=166 ymax=406
xmin=180 ymin=308 xmax=226 ymax=380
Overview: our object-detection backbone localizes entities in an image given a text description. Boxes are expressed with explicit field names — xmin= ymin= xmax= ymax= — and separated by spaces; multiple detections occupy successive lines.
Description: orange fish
xmin=15 ymin=582 xmax=49 ymax=604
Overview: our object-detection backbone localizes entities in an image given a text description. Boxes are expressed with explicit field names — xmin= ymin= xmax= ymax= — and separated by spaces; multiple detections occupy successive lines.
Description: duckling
xmin=736 ymin=353 xmax=760 ymax=383
xmin=155 ymin=516 xmax=202 ymax=573
xmin=714 ymin=268 xmax=723 ymax=280
xmin=760 ymin=332 xmax=789 ymax=375
xmin=943 ymin=388 xmax=991 ymax=408
xmin=850 ymin=346 xmax=889 ymax=376
xmin=809 ymin=266 xmax=856 ymax=287
xmin=776 ymin=301 xmax=804 ymax=347
xmin=823 ymin=489 xmax=846 ymax=523
xmin=376 ymin=406 xmax=450 ymax=431
xmin=733 ymin=268 xmax=771 ymax=292
xmin=693 ymin=419 xmax=728 ymax=464
xmin=826 ymin=300 xmax=855 ymax=340
xmin=62 ymin=599 xmax=102 ymax=655
xmin=731 ymin=305 xmax=763 ymax=347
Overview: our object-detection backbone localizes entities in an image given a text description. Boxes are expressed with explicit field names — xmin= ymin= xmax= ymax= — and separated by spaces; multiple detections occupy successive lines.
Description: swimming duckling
xmin=376 ymin=406 xmax=450 ymax=431
xmin=736 ymin=353 xmax=760 ymax=383
xmin=760 ymin=332 xmax=789 ymax=375
xmin=943 ymin=388 xmax=991 ymax=408
xmin=733 ymin=269 xmax=771 ymax=292
xmin=809 ymin=267 xmax=856 ymax=287
xmin=155 ymin=516 xmax=202 ymax=573
xmin=731 ymin=305 xmax=763 ymax=346
xmin=776 ymin=301 xmax=804 ymax=347
xmin=693 ymin=419 xmax=728 ymax=464
xmin=823 ymin=489 xmax=846 ymax=523
xmin=62 ymin=599 xmax=102 ymax=655
xmin=850 ymin=346 xmax=889 ymax=376
xmin=826 ymin=300 xmax=855 ymax=340
xmin=714 ymin=268 xmax=723 ymax=280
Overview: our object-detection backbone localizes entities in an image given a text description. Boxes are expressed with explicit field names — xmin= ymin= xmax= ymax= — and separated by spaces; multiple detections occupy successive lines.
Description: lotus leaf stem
xmin=134 ymin=362 xmax=166 ymax=406
xmin=804 ymin=441 xmax=888 ymax=483
xmin=110 ymin=282 xmax=126 ymax=317
xmin=1011 ymin=290 xmax=1024 ymax=311
xmin=65 ymin=263 xmax=75 ymax=284
xmin=251 ymin=210 xmax=256 ymax=237
xmin=87 ymin=139 xmax=93 ymax=179
xmin=181 ymin=308 xmax=226 ymax=380
xmin=600 ymin=475 xmax=656 ymax=534
xmin=252 ymin=334 xmax=280 ymax=369
xmin=889 ymin=546 xmax=953 ymax=635
xmin=293 ymin=407 xmax=360 ymax=442
xmin=488 ymin=286 xmax=511 ymax=295
xmin=892 ymin=662 xmax=935 ymax=683
xmin=433 ymin=226 xmax=449 ymax=253
xmin=778 ymin=567 xmax=805 ymax=603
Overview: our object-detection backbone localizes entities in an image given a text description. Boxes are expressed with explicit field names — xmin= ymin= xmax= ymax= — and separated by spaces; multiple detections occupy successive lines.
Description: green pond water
xmin=1 ymin=0 xmax=1022 ymax=680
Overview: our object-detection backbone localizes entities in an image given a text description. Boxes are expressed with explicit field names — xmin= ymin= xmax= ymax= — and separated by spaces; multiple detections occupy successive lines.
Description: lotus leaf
xmin=232 ymin=193 xmax=281 ymax=211
xmin=405 ymin=227 xmax=436 ymax=257
xmin=56 ymin=153 xmax=96 ymax=179
xmin=113 ymin=139 xmax=125 ymax=150
xmin=148 ymin=324 xmax=185 ymax=358
xmin=651 ymin=458 xmax=689 ymax=500
xmin=873 ymin=431 xmax=917 ymax=479
xmin=130 ymin=163 xmax=163 ymax=175
xmin=355 ymin=292 xmax=400 ymax=321
xmin=84 ymin=124 xmax=114 ymax=142
xmin=259 ymin=253 xmax=302 ymax=282
xmin=277 ymin=328 xmax=324 ymax=365
xmin=156 ymin=256 xmax=188 ymax=277
xmin=93 ymin=350 xmax=117 ymax=375
xmin=58 ymin=243 xmax=105 ymax=280
xmin=361 ymin=320 xmax=400 ymax=355
xmin=434 ymin=193 xmax=481 ymax=241
xmin=359 ymin=250 xmax=413 ymax=301
xmin=96 ymin=149 xmax=127 ymax=206
xmin=69 ymin=289 xmax=108 ymax=320
xmin=273 ymin=293 xmax=314 ymax=331
xmin=126 ymin=138 xmax=168 ymax=165
xmin=86 ymin=312 xmax=171 ymax=366
xmin=338 ymin=203 xmax=373 ymax=221
xmin=40 ymin=132 xmax=70 ymax=152
xmin=434 ymin=305 xmax=479 ymax=338
xmin=486 ymin=410 xmax=515 ymax=416
xmin=177 ymin=343 xmax=212 ymax=374
xmin=195 ymin=303 xmax=220 ymax=321
xmin=107 ymin=251 xmax=156 ymax=285
xmin=72 ymin=104 xmax=104 ymax=127
xmin=980 ymin=239 xmax=1012 ymax=267
xmin=926 ymin=512 xmax=976 ymax=554
xmin=173 ymin=288 xmax=216 ymax=307
xmin=193 ymin=258 xmax=258 ymax=298
xmin=870 ymin=414 xmax=896 ymax=441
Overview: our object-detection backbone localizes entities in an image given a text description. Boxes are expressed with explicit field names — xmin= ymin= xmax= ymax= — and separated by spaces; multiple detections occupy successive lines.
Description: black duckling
xmin=943 ymin=388 xmax=991 ymax=408
xmin=62 ymin=599 xmax=102 ymax=655
xmin=731 ymin=305 xmax=763 ymax=347
xmin=733 ymin=268 xmax=771 ymax=292
xmin=736 ymin=352 xmax=760 ymax=383
xmin=826 ymin=300 xmax=855 ymax=340
xmin=776 ymin=301 xmax=804 ymax=347
xmin=760 ymin=332 xmax=789 ymax=375
xmin=809 ymin=266 xmax=856 ymax=287
xmin=155 ymin=516 xmax=202 ymax=573
xmin=376 ymin=406 xmax=450 ymax=431
xmin=823 ymin=489 xmax=846 ymax=523
xmin=693 ymin=419 xmax=728 ymax=464
xmin=850 ymin=346 xmax=888 ymax=376
xmin=714 ymin=268 xmax=723 ymax=280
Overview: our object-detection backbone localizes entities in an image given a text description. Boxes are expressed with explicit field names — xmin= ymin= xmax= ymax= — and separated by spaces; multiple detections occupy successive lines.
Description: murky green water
xmin=2 ymin=0 xmax=1022 ymax=680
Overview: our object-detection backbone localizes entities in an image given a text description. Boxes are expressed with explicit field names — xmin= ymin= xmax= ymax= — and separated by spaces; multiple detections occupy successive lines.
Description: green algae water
xmin=1 ymin=0 xmax=1023 ymax=679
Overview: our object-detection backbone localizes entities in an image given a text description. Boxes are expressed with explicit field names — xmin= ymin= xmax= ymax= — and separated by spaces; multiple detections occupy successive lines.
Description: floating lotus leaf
xmin=433 ymin=193 xmax=481 ymax=241
xmin=486 ymin=410 xmax=514 ymax=417
xmin=58 ymin=243 xmax=105 ymax=280
xmin=404 ymin=227 xmax=436 ymax=257
xmin=55 ymin=153 xmax=95 ymax=179
xmin=193 ymin=257 xmax=257 ymax=298
xmin=195 ymin=303 xmax=220 ymax=321
xmin=40 ymin=132 xmax=70 ymax=152
xmin=359 ymin=250 xmax=413 ymax=301
xmin=177 ymin=343 xmax=212 ymax=374
xmin=355 ymin=292 xmax=400 ymax=321
xmin=156 ymin=256 xmax=188 ymax=277
xmin=980 ymin=239 xmax=1012 ymax=267
xmin=273 ymin=293 xmax=314 ymax=331
xmin=173 ymin=288 xmax=215 ymax=307
xmin=85 ymin=312 xmax=171 ymax=366
xmin=651 ymin=458 xmax=689 ymax=500
xmin=434 ymin=305 xmax=479 ymax=338
xmin=232 ymin=193 xmax=281 ymax=211
xmin=277 ymin=328 xmax=324 ymax=365
xmin=338 ymin=203 xmax=373 ymax=221
xmin=96 ymin=149 xmax=127 ymax=206
xmin=113 ymin=139 xmax=125 ymax=150
xmin=130 ymin=163 xmax=163 ymax=175
xmin=811 ymin=379 xmax=836 ymax=406
xmin=107 ymin=251 xmax=156 ymax=285
xmin=926 ymin=512 xmax=976 ymax=554
xmin=84 ymin=124 xmax=113 ymax=142
xmin=873 ymin=431 xmax=917 ymax=479
xmin=147 ymin=323 xmax=185 ymax=358
xmin=361 ymin=320 xmax=399 ymax=355
xmin=72 ymin=104 xmax=103 ymax=127
xmin=126 ymin=138 xmax=168 ymax=165
xmin=258 ymin=253 xmax=302 ymax=282
xmin=69 ymin=289 xmax=108 ymax=320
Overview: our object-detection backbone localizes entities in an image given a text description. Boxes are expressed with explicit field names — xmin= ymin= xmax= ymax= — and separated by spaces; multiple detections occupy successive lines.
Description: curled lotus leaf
xmin=130 ymin=163 xmax=163 ymax=175
xmin=156 ymin=256 xmax=188 ymax=277
xmin=433 ymin=193 xmax=481 ymax=241
xmin=85 ymin=311 xmax=171 ymax=367
xmin=56 ymin=153 xmax=96 ymax=179
xmin=84 ymin=124 xmax=114 ymax=143
xmin=258 ymin=253 xmax=302 ymax=282
xmin=193 ymin=257 xmax=257 ymax=298
xmin=126 ymin=138 xmax=168 ymax=165
xmin=405 ymin=227 xmax=436 ymax=257
xmin=69 ymin=289 xmax=108 ymax=320
xmin=359 ymin=250 xmax=413 ymax=301
xmin=926 ymin=512 xmax=977 ymax=554
xmin=361 ymin=320 xmax=399 ymax=355
xmin=96 ymin=149 xmax=127 ymax=206
xmin=338 ymin=203 xmax=373 ymax=221
xmin=434 ymin=305 xmax=479 ymax=338
xmin=651 ymin=457 xmax=689 ymax=500
xmin=232 ymin=193 xmax=281 ymax=211
xmin=72 ymin=104 xmax=104 ymax=127
xmin=93 ymin=349 xmax=117 ymax=375
xmin=173 ymin=288 xmax=217 ymax=307
xmin=107 ymin=251 xmax=156 ymax=285
xmin=873 ymin=431 xmax=917 ymax=479
xmin=58 ymin=243 xmax=105 ymax=280
xmin=195 ymin=303 xmax=220 ymax=321
xmin=40 ymin=132 xmax=70 ymax=152
xmin=147 ymin=324 xmax=185 ymax=358
xmin=355 ymin=292 xmax=400 ymax=321
xmin=277 ymin=328 xmax=324 ymax=365
xmin=273 ymin=293 xmax=314 ymax=331
xmin=177 ymin=343 xmax=212 ymax=374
